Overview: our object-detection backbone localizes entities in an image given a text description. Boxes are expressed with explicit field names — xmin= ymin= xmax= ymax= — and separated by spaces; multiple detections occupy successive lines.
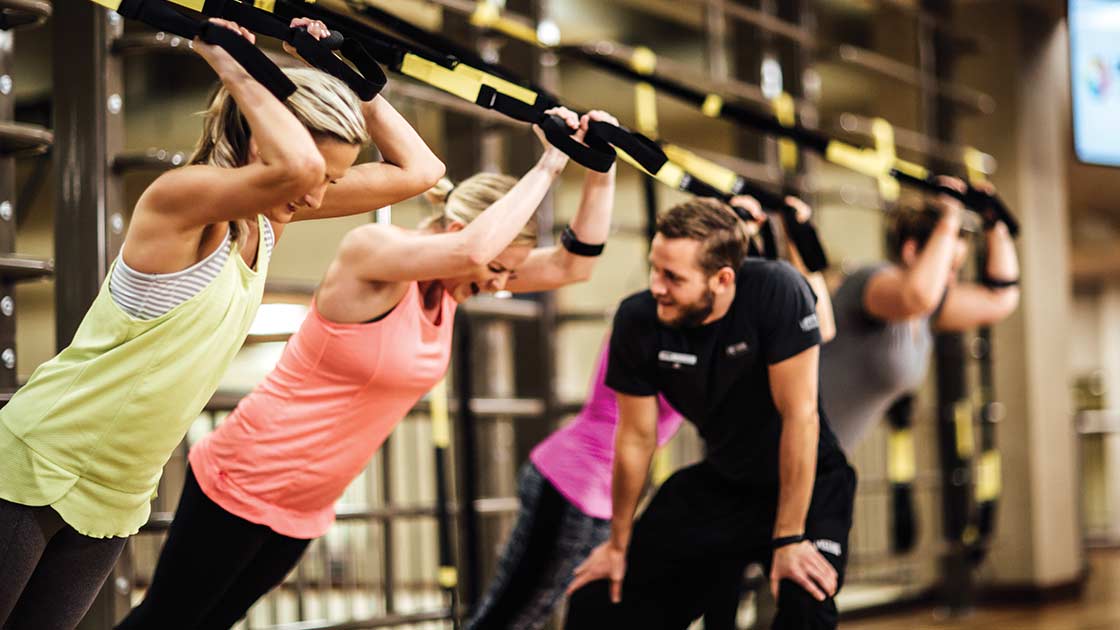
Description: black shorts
xmin=564 ymin=460 xmax=857 ymax=630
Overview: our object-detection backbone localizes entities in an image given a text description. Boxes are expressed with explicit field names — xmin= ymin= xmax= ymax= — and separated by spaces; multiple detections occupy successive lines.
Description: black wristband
xmin=560 ymin=225 xmax=605 ymax=257
xmin=772 ymin=534 xmax=805 ymax=550
xmin=981 ymin=275 xmax=1019 ymax=289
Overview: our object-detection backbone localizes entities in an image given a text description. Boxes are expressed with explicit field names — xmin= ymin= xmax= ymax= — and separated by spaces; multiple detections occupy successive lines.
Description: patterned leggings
xmin=465 ymin=462 xmax=610 ymax=630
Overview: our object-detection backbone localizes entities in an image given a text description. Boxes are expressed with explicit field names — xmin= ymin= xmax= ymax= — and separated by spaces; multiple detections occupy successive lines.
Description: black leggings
xmin=116 ymin=468 xmax=310 ymax=630
xmin=0 ymin=499 xmax=126 ymax=629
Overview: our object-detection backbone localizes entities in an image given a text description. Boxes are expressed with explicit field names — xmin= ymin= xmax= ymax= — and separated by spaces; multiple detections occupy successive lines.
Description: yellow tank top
xmin=0 ymin=216 xmax=271 ymax=538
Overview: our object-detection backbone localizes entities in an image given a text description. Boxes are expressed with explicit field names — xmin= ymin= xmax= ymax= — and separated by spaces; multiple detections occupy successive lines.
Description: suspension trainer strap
xmin=192 ymin=0 xmax=387 ymax=100
xmin=104 ymin=0 xmax=296 ymax=99
xmin=562 ymin=44 xmax=1019 ymax=233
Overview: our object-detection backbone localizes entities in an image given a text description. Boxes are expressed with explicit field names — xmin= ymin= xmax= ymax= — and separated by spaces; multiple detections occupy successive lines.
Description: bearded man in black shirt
xmin=564 ymin=198 xmax=856 ymax=630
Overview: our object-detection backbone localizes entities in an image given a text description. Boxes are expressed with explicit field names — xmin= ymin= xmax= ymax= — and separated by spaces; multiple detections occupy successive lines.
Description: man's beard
xmin=660 ymin=289 xmax=715 ymax=329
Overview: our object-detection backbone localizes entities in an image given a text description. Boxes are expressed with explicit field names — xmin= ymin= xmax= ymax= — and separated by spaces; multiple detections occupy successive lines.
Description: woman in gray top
xmin=820 ymin=177 xmax=1020 ymax=453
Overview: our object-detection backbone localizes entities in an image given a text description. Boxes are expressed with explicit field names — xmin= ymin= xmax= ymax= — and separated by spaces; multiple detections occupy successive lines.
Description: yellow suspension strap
xmin=558 ymin=45 xmax=1023 ymax=234
xmin=94 ymin=0 xmax=296 ymax=98
xmin=771 ymin=92 xmax=799 ymax=173
xmin=275 ymin=0 xmax=615 ymax=172
xmin=629 ymin=46 xmax=660 ymax=138
xmin=964 ymin=146 xmax=1002 ymax=565
xmin=886 ymin=394 xmax=919 ymax=554
xmin=428 ymin=378 xmax=460 ymax=600
xmin=826 ymin=118 xmax=901 ymax=204
xmin=469 ymin=0 xmax=543 ymax=47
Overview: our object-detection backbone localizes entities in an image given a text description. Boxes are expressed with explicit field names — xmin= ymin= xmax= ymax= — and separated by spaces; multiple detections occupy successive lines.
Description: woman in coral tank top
xmin=117 ymin=107 xmax=619 ymax=629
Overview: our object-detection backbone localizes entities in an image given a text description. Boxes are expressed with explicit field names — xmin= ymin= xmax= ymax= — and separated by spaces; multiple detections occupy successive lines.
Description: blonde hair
xmin=189 ymin=67 xmax=368 ymax=169
xmin=421 ymin=173 xmax=538 ymax=247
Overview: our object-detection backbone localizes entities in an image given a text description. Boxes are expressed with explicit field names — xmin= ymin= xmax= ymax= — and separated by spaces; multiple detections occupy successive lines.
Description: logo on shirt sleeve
xmin=814 ymin=539 xmax=843 ymax=557
xmin=725 ymin=341 xmax=750 ymax=357
xmin=799 ymin=313 xmax=820 ymax=332
xmin=658 ymin=350 xmax=698 ymax=368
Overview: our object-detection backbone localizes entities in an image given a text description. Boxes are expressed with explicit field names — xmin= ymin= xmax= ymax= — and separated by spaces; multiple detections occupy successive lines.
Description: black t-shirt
xmin=606 ymin=259 xmax=847 ymax=486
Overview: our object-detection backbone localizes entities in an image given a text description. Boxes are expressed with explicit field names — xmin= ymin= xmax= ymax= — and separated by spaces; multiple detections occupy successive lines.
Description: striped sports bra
xmin=110 ymin=220 xmax=275 ymax=320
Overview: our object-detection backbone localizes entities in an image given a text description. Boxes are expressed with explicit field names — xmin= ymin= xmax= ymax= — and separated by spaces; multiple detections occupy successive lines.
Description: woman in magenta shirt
xmin=117 ymin=108 xmax=619 ymax=629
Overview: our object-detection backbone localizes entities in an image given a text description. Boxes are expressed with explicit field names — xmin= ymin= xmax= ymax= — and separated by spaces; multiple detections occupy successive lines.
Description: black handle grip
xmin=890 ymin=169 xmax=1020 ymax=239
xmin=778 ymin=207 xmax=829 ymax=272
xmin=540 ymin=116 xmax=616 ymax=173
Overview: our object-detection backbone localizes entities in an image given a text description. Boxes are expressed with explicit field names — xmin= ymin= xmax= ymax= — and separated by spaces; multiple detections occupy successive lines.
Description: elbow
xmin=819 ymin=321 xmax=836 ymax=344
xmin=991 ymin=287 xmax=1021 ymax=322
xmin=403 ymin=156 xmax=446 ymax=198
xmin=421 ymin=157 xmax=447 ymax=188
xmin=464 ymin=241 xmax=492 ymax=268
xmin=901 ymin=284 xmax=942 ymax=317
xmin=276 ymin=154 xmax=327 ymax=195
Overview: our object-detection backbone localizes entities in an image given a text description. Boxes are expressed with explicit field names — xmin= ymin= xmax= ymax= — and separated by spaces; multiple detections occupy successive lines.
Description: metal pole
xmin=55 ymin=5 xmax=129 ymax=628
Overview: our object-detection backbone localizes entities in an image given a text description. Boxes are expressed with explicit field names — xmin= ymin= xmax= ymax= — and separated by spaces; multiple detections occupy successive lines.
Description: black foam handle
xmin=200 ymin=22 xmax=297 ymax=99
xmin=728 ymin=182 xmax=829 ymax=272
xmin=760 ymin=219 xmax=778 ymax=260
xmin=887 ymin=394 xmax=915 ymax=429
xmin=540 ymin=116 xmax=616 ymax=173
xmin=891 ymin=483 xmax=919 ymax=554
xmin=289 ymin=27 xmax=384 ymax=101
xmin=776 ymin=207 xmax=828 ymax=272
xmin=586 ymin=121 xmax=668 ymax=175
xmin=965 ymin=189 xmax=1020 ymax=237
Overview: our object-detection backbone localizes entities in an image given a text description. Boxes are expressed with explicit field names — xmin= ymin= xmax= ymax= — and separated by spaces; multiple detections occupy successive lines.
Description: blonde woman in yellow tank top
xmin=0 ymin=18 xmax=444 ymax=629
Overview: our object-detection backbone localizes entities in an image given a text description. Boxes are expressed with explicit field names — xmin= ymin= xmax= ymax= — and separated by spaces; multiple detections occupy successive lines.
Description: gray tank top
xmin=820 ymin=264 xmax=934 ymax=454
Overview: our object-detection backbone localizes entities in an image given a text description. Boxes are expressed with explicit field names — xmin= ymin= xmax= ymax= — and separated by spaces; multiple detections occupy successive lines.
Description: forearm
xmin=214 ymin=62 xmax=316 ymax=168
xmin=460 ymin=156 xmax=562 ymax=263
xmin=905 ymin=215 xmax=961 ymax=304
xmin=569 ymin=167 xmax=615 ymax=243
xmin=774 ymin=409 xmax=820 ymax=538
xmin=362 ymin=96 xmax=443 ymax=177
xmin=984 ymin=223 xmax=1019 ymax=280
xmin=610 ymin=434 xmax=656 ymax=550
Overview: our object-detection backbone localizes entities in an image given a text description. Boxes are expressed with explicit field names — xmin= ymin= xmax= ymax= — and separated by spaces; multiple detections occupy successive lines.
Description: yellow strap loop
xmin=470 ymin=1 xmax=541 ymax=46
xmin=887 ymin=428 xmax=917 ymax=484
xmin=252 ymin=0 xmax=276 ymax=12
xmin=771 ymin=92 xmax=798 ymax=172
xmin=662 ymin=144 xmax=738 ymax=195
xmin=954 ymin=399 xmax=975 ymax=459
xmin=438 ymin=566 xmax=459 ymax=589
xmin=430 ymin=378 xmax=451 ymax=449
xmin=452 ymin=63 xmax=540 ymax=106
xmin=893 ymin=158 xmax=931 ymax=182
xmin=629 ymin=46 xmax=658 ymax=75
xmin=635 ymin=83 xmax=659 ymax=138
xmin=976 ymin=450 xmax=1002 ymax=501
xmin=401 ymin=54 xmax=483 ymax=103
xmin=701 ymin=94 xmax=724 ymax=118
xmin=963 ymin=146 xmax=990 ymax=185
xmin=871 ymin=118 xmax=900 ymax=202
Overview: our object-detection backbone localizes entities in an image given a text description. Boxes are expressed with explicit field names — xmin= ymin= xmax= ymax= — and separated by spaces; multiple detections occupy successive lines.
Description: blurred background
xmin=1 ymin=0 xmax=1116 ymax=628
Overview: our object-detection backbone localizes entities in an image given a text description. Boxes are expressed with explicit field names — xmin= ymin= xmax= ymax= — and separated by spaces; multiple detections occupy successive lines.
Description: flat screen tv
xmin=1071 ymin=0 xmax=1120 ymax=166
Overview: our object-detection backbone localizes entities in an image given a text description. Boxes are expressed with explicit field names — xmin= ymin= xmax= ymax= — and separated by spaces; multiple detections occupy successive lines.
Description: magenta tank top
xmin=530 ymin=338 xmax=684 ymax=519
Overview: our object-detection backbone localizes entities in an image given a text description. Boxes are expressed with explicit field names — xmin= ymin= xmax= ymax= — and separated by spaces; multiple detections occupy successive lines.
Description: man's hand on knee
xmin=567 ymin=542 xmax=627 ymax=603
xmin=769 ymin=541 xmax=838 ymax=602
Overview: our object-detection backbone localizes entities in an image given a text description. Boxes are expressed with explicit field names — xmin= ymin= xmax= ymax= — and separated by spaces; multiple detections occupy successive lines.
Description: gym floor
xmin=846 ymin=550 xmax=1120 ymax=630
